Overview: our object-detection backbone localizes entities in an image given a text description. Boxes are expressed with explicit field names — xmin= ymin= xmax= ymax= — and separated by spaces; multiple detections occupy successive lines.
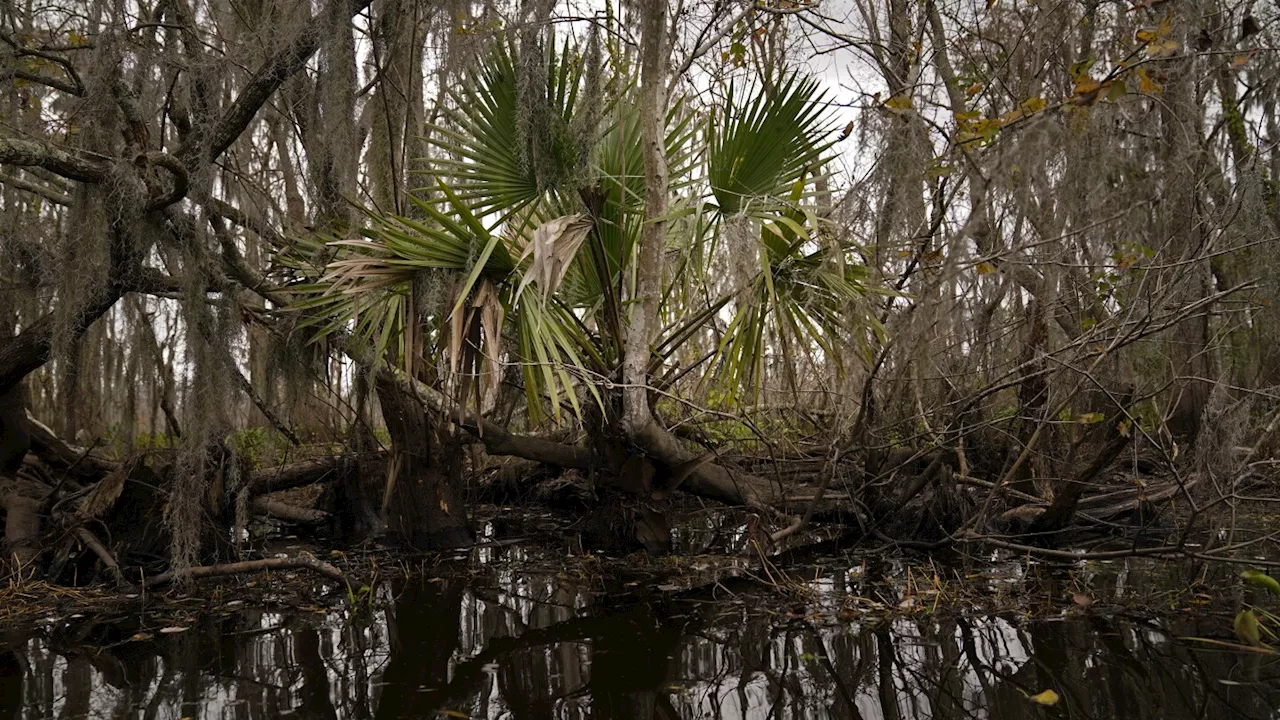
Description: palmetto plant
xmin=286 ymin=32 xmax=876 ymax=427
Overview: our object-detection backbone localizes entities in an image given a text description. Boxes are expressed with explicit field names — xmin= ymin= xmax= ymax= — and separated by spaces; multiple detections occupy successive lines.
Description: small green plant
xmin=1233 ymin=569 xmax=1280 ymax=650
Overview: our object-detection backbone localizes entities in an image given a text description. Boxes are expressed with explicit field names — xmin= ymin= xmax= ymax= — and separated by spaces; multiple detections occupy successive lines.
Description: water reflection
xmin=2 ymin=553 xmax=1277 ymax=719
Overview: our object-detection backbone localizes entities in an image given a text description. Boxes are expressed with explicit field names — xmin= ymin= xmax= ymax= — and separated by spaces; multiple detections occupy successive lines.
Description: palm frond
xmin=422 ymin=38 xmax=587 ymax=220
xmin=708 ymin=74 xmax=836 ymax=217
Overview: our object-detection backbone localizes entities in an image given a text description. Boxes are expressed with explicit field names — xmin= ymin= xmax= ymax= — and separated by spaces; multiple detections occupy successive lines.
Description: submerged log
xmin=577 ymin=492 xmax=672 ymax=556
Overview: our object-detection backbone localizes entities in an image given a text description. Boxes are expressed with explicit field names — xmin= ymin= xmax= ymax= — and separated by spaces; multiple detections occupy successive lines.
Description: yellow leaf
xmin=884 ymin=95 xmax=914 ymax=110
xmin=1136 ymin=68 xmax=1162 ymax=94
xmin=1146 ymin=39 xmax=1179 ymax=57
xmin=68 ymin=31 xmax=87 ymax=46
xmin=1135 ymin=29 xmax=1156 ymax=43
xmin=440 ymin=711 xmax=470 ymax=719
xmin=1231 ymin=54 xmax=1251 ymax=68
xmin=439 ymin=498 xmax=450 ymax=514
xmin=976 ymin=261 xmax=997 ymax=275
xmin=1020 ymin=97 xmax=1047 ymax=113
xmin=1029 ymin=689 xmax=1060 ymax=706
xmin=1074 ymin=78 xmax=1102 ymax=96
xmin=1078 ymin=412 xmax=1105 ymax=424
xmin=1235 ymin=608 xmax=1261 ymax=646
xmin=1117 ymin=419 xmax=1131 ymax=437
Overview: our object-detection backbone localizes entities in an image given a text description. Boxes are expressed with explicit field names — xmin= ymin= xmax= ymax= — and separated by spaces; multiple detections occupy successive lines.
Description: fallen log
xmin=251 ymin=497 xmax=329 ymax=524
xmin=1028 ymin=392 xmax=1133 ymax=534
xmin=248 ymin=455 xmax=355 ymax=496
xmin=25 ymin=414 xmax=118 ymax=478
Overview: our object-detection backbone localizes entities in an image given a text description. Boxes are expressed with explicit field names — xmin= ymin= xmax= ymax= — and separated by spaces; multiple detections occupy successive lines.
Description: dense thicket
xmin=2 ymin=0 xmax=1278 ymax=585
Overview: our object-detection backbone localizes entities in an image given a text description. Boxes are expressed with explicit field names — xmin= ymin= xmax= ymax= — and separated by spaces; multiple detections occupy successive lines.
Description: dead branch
xmin=144 ymin=555 xmax=346 ymax=587
xmin=0 ymin=138 xmax=108 ymax=183
xmin=73 ymin=527 xmax=129 ymax=588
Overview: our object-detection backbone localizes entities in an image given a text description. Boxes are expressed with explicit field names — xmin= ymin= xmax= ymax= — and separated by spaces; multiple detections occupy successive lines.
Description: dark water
xmin=2 ymin=533 xmax=1278 ymax=719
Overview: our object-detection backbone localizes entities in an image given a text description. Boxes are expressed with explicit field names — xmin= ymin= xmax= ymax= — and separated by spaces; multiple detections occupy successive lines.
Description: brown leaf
xmin=515 ymin=214 xmax=593 ymax=301
xmin=76 ymin=457 xmax=136 ymax=521
xmin=476 ymin=279 xmax=505 ymax=412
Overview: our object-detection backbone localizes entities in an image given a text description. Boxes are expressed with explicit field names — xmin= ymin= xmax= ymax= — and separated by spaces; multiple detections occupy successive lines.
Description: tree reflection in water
xmin=1 ymin=556 xmax=1277 ymax=720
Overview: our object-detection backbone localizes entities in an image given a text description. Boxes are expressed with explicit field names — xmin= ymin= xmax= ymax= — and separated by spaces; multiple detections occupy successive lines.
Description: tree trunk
xmin=374 ymin=377 xmax=472 ymax=549
xmin=1160 ymin=4 xmax=1214 ymax=443
xmin=621 ymin=0 xmax=669 ymax=437
xmin=0 ymin=383 xmax=30 ymax=473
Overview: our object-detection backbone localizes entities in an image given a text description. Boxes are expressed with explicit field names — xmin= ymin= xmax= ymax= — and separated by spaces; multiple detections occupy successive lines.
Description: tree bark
xmin=0 ymin=384 xmax=30 ymax=473
xmin=1160 ymin=4 xmax=1214 ymax=443
xmin=374 ymin=377 xmax=472 ymax=549
xmin=621 ymin=0 xmax=670 ymax=437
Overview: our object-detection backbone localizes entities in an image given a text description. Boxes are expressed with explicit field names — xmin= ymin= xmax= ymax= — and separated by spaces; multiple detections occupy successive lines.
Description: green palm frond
xmin=707 ymin=207 xmax=878 ymax=404
xmin=708 ymin=74 xmax=836 ymax=217
xmin=423 ymin=38 xmax=589 ymax=220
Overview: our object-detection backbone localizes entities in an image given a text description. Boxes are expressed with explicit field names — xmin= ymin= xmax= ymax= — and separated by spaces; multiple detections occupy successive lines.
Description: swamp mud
xmin=1 ymin=509 xmax=1277 ymax=720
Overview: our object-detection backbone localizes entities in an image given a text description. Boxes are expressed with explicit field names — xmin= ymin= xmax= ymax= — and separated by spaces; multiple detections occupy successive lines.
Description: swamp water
xmin=1 ymin=513 xmax=1277 ymax=719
